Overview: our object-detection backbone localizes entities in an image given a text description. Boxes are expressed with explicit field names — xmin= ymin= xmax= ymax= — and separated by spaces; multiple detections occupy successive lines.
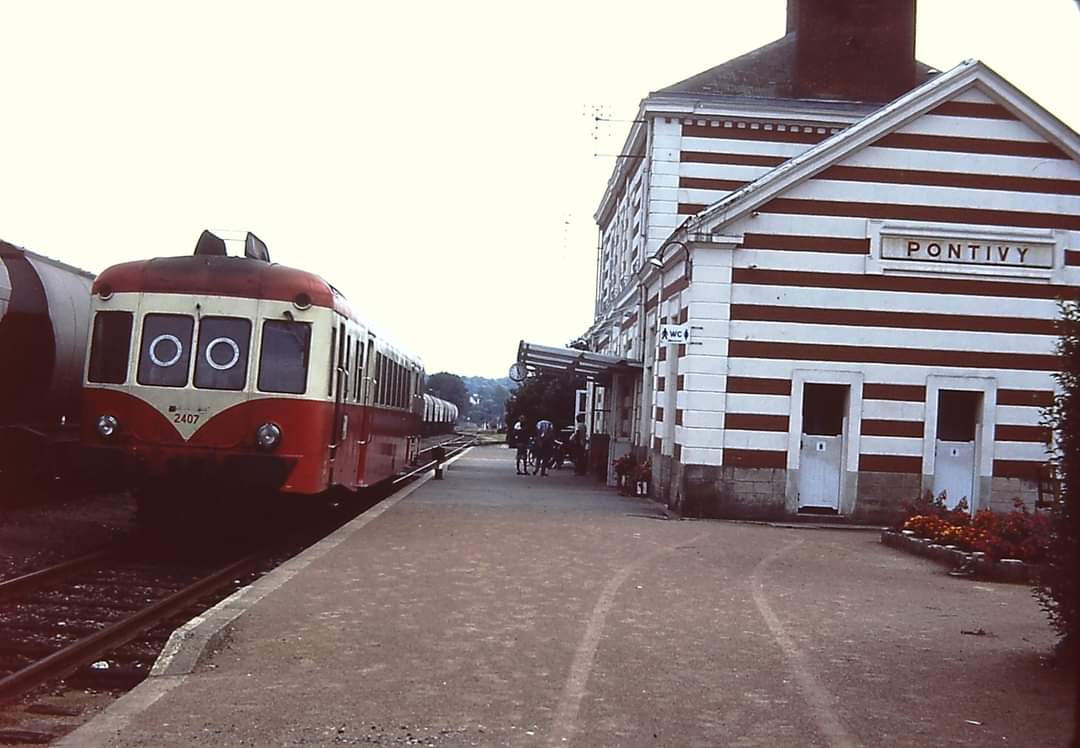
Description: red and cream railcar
xmin=421 ymin=394 xmax=459 ymax=436
xmin=81 ymin=232 xmax=424 ymax=501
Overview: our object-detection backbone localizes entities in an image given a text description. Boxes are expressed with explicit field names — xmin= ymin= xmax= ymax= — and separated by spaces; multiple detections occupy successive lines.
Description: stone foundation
xmin=987 ymin=477 xmax=1039 ymax=512
xmin=851 ymin=471 xmax=922 ymax=525
xmin=654 ymin=459 xmax=1040 ymax=524
xmin=681 ymin=464 xmax=787 ymax=521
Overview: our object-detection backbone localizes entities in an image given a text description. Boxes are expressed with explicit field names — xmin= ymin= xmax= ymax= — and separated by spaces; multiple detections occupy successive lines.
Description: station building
xmin=518 ymin=0 xmax=1080 ymax=523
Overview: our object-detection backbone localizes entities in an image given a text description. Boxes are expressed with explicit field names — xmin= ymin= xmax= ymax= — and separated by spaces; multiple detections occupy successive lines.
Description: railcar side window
xmin=137 ymin=314 xmax=195 ymax=387
xmin=194 ymin=317 xmax=251 ymax=391
xmin=353 ymin=340 xmax=361 ymax=401
xmin=258 ymin=320 xmax=311 ymax=394
xmin=376 ymin=353 xmax=386 ymax=404
xmin=88 ymin=311 xmax=134 ymax=384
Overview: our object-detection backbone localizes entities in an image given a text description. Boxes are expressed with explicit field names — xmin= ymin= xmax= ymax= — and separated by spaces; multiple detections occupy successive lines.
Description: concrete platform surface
xmin=61 ymin=447 xmax=1074 ymax=747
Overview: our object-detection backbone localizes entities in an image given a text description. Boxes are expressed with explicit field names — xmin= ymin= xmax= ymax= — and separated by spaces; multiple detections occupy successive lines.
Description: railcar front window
xmin=258 ymin=320 xmax=311 ymax=394
xmin=137 ymin=314 xmax=194 ymax=387
xmin=88 ymin=311 xmax=133 ymax=384
xmin=194 ymin=317 xmax=251 ymax=391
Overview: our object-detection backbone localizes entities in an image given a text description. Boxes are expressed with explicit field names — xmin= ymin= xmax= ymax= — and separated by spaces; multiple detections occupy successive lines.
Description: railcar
xmin=421 ymin=393 xmax=459 ymax=436
xmin=0 ymin=240 xmax=94 ymax=501
xmin=81 ymin=231 xmax=427 ymax=513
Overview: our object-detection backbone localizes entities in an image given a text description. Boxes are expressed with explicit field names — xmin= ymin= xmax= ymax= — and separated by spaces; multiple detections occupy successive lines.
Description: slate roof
xmin=680 ymin=59 xmax=1080 ymax=236
xmin=655 ymin=32 xmax=939 ymax=102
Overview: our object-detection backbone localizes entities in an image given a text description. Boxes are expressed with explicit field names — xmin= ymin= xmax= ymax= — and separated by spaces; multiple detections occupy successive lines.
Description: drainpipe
xmin=640 ymin=108 xmax=654 ymax=270
xmin=594 ymin=229 xmax=603 ymax=321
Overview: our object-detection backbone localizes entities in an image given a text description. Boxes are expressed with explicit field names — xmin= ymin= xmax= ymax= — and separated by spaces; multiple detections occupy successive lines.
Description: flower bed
xmin=880 ymin=494 xmax=1050 ymax=583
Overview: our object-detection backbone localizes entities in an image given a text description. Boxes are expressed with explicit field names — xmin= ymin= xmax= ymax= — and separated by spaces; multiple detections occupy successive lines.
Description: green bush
xmin=1036 ymin=300 xmax=1080 ymax=651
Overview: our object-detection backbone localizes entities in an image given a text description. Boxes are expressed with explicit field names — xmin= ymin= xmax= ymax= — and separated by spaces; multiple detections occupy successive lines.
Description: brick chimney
xmin=789 ymin=0 xmax=918 ymax=102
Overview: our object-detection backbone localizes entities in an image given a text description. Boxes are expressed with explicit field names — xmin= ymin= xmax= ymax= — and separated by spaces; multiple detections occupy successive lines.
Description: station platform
xmin=58 ymin=446 xmax=1071 ymax=747
xmin=61 ymin=447 xmax=675 ymax=747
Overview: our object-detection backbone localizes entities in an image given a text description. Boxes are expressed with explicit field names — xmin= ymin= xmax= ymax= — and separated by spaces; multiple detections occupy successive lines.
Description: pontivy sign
xmin=882 ymin=235 xmax=1054 ymax=268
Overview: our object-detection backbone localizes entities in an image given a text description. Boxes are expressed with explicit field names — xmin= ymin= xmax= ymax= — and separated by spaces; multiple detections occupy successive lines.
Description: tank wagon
xmin=421 ymin=393 xmax=459 ymax=436
xmin=0 ymin=240 xmax=94 ymax=501
xmin=81 ymin=231 xmax=445 ymax=516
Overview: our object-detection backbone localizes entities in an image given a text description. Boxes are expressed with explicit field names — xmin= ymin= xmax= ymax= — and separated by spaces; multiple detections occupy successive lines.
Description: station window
xmin=87 ymin=310 xmax=133 ymax=384
xmin=258 ymin=320 xmax=311 ymax=395
xmin=937 ymin=390 xmax=981 ymax=441
xmin=137 ymin=314 xmax=195 ymax=388
xmin=802 ymin=383 xmax=847 ymax=436
xmin=194 ymin=317 xmax=251 ymax=391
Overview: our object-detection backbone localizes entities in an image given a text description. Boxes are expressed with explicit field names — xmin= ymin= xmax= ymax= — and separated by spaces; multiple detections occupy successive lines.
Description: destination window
xmin=137 ymin=314 xmax=195 ymax=388
xmin=194 ymin=317 xmax=251 ymax=391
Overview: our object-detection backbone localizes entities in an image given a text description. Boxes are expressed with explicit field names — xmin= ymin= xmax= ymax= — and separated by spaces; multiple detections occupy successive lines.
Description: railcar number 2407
xmin=172 ymin=413 xmax=200 ymax=425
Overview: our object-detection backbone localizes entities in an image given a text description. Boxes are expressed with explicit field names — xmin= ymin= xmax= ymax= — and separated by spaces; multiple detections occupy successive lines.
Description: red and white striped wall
xmin=590 ymin=60 xmax=1080 ymax=517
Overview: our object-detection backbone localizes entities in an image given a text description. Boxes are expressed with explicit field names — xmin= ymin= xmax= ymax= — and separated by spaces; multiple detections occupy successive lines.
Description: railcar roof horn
xmin=244 ymin=232 xmax=271 ymax=262
xmin=194 ymin=230 xmax=227 ymax=256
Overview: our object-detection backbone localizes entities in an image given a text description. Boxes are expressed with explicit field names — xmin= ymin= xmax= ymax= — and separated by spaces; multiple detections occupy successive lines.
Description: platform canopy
xmin=516 ymin=340 xmax=641 ymax=384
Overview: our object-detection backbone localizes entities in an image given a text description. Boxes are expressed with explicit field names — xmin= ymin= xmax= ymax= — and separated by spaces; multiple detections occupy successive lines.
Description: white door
xmin=798 ymin=435 xmax=842 ymax=511
xmin=933 ymin=440 xmax=976 ymax=511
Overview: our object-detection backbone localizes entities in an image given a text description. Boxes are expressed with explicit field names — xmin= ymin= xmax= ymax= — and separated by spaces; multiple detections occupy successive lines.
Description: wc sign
xmin=659 ymin=324 xmax=690 ymax=344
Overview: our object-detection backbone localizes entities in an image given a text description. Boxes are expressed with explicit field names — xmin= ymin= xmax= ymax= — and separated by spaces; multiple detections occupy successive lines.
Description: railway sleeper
xmin=0 ymin=640 xmax=76 ymax=660
xmin=0 ymin=654 xmax=35 ymax=673
xmin=14 ymin=595 xmax=151 ymax=613
xmin=0 ymin=727 xmax=60 ymax=745
xmin=0 ymin=622 xmax=101 ymax=640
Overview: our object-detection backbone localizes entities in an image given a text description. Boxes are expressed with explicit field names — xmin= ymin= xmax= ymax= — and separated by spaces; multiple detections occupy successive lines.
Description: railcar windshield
xmin=87 ymin=311 xmax=133 ymax=384
xmin=258 ymin=320 xmax=311 ymax=394
xmin=137 ymin=314 xmax=194 ymax=388
xmin=194 ymin=317 xmax=251 ymax=391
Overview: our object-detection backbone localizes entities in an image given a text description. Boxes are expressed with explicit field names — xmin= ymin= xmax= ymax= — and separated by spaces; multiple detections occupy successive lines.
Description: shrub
xmin=1034 ymin=300 xmax=1080 ymax=648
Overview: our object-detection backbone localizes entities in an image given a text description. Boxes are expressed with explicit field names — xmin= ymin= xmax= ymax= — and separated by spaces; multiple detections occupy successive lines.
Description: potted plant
xmin=635 ymin=461 xmax=652 ymax=496
xmin=613 ymin=454 xmax=636 ymax=494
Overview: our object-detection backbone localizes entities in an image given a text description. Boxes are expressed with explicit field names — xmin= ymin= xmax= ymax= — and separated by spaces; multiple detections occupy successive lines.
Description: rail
xmin=0 ymin=553 xmax=260 ymax=705
xmin=392 ymin=436 xmax=474 ymax=485
xmin=0 ymin=551 xmax=110 ymax=601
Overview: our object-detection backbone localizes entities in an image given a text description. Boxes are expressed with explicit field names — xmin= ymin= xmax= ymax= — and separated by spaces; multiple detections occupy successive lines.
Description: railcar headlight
xmin=255 ymin=422 xmax=282 ymax=451
xmin=96 ymin=415 xmax=119 ymax=439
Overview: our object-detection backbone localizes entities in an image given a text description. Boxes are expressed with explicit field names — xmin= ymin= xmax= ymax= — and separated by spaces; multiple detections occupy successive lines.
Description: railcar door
xmin=355 ymin=335 xmax=377 ymax=485
xmin=329 ymin=320 xmax=348 ymax=464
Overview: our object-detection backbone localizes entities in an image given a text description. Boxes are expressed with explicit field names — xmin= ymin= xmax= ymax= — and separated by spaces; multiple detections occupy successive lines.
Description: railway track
xmin=0 ymin=436 xmax=477 ymax=742
xmin=398 ymin=434 xmax=475 ymax=484
xmin=0 ymin=548 xmax=262 ymax=708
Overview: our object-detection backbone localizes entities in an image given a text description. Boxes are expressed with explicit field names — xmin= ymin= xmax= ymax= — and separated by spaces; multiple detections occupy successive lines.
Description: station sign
xmin=881 ymin=235 xmax=1053 ymax=268
xmin=658 ymin=324 xmax=689 ymax=344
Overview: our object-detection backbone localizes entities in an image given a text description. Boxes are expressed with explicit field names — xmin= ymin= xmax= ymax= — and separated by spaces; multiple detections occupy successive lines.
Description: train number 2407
xmin=172 ymin=413 xmax=201 ymax=425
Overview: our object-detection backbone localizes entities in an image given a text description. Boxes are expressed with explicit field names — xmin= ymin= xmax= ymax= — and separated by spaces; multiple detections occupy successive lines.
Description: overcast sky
xmin=2 ymin=1 xmax=1078 ymax=379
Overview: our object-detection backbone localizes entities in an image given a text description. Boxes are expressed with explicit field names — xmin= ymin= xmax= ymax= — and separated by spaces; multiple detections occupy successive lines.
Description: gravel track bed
xmin=0 ymin=493 xmax=135 ymax=583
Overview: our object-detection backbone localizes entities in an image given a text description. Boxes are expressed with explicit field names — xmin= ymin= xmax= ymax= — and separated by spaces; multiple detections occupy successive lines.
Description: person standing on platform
xmin=511 ymin=415 xmax=530 ymax=475
xmin=570 ymin=422 xmax=588 ymax=475
xmin=533 ymin=418 xmax=555 ymax=476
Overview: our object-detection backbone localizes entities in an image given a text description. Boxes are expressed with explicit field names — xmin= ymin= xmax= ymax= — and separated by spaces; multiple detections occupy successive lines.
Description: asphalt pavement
xmin=61 ymin=446 xmax=1074 ymax=747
